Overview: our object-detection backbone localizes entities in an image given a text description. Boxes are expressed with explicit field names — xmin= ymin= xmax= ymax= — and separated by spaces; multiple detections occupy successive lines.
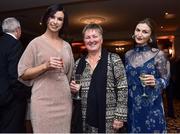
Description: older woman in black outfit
xmin=70 ymin=23 xmax=128 ymax=133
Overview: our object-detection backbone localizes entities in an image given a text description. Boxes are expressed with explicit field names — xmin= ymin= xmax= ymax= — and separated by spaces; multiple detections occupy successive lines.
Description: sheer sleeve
xmin=65 ymin=43 xmax=74 ymax=82
xmin=18 ymin=40 xmax=36 ymax=86
xmin=154 ymin=50 xmax=170 ymax=91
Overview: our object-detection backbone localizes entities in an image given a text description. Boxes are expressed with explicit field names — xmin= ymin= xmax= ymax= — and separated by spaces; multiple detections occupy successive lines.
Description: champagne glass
xmin=56 ymin=57 xmax=64 ymax=80
xmin=72 ymin=74 xmax=81 ymax=100
xmin=139 ymin=73 xmax=148 ymax=97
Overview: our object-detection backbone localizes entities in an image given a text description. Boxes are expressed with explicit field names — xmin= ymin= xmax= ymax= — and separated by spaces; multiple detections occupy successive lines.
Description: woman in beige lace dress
xmin=18 ymin=4 xmax=74 ymax=133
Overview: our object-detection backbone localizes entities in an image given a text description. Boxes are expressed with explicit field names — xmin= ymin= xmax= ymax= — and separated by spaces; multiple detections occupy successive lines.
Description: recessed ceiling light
xmin=71 ymin=42 xmax=83 ymax=46
xmin=164 ymin=13 xmax=176 ymax=19
xmin=80 ymin=16 xmax=106 ymax=24
xmin=111 ymin=41 xmax=131 ymax=46
xmin=165 ymin=12 xmax=169 ymax=15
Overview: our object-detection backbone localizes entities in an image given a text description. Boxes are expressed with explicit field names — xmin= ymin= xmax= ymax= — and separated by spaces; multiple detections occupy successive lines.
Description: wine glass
xmin=72 ymin=74 xmax=81 ymax=100
xmin=139 ymin=72 xmax=148 ymax=97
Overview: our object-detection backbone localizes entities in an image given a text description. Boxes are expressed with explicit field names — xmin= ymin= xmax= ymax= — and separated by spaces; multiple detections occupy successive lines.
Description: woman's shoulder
xmin=154 ymin=49 xmax=166 ymax=59
xmin=28 ymin=36 xmax=43 ymax=46
xmin=150 ymin=48 xmax=164 ymax=57
xmin=108 ymin=52 xmax=123 ymax=63
xmin=62 ymin=40 xmax=73 ymax=51
xmin=74 ymin=58 xmax=82 ymax=68
xmin=63 ymin=40 xmax=71 ymax=47
xmin=24 ymin=36 xmax=42 ymax=51
xmin=31 ymin=36 xmax=43 ymax=42
xmin=75 ymin=58 xmax=81 ymax=64
xmin=109 ymin=52 xmax=120 ymax=58
xmin=125 ymin=49 xmax=134 ymax=57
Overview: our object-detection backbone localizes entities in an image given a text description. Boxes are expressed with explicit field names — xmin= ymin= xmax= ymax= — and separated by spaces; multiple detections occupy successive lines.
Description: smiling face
xmin=134 ymin=23 xmax=152 ymax=45
xmin=83 ymin=29 xmax=103 ymax=53
xmin=47 ymin=11 xmax=64 ymax=33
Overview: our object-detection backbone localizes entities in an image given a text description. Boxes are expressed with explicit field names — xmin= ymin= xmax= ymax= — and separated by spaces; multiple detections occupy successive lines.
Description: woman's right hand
xmin=45 ymin=56 xmax=63 ymax=70
xmin=70 ymin=80 xmax=81 ymax=94
xmin=140 ymin=74 xmax=156 ymax=87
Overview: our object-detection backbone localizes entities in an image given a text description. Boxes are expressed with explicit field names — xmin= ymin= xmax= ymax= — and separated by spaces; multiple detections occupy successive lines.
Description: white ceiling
xmin=0 ymin=0 xmax=179 ymax=42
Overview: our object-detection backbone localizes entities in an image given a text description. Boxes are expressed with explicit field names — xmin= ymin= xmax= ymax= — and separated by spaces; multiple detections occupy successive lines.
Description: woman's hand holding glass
xmin=70 ymin=80 xmax=81 ymax=93
xmin=45 ymin=57 xmax=64 ymax=80
xmin=139 ymin=73 xmax=156 ymax=97
xmin=46 ymin=57 xmax=63 ymax=70
xmin=70 ymin=74 xmax=81 ymax=100
xmin=139 ymin=74 xmax=156 ymax=87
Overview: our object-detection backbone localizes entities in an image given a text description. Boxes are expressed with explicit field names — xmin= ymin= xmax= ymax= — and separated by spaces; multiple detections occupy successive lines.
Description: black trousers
xmin=0 ymin=98 xmax=27 ymax=133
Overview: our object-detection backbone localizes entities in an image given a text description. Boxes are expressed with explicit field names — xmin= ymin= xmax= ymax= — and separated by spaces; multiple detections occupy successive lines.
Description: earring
xmin=149 ymin=38 xmax=153 ymax=43
xmin=132 ymin=35 xmax=135 ymax=39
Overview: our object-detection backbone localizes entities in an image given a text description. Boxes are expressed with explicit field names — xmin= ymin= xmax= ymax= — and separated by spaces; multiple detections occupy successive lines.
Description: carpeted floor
xmin=165 ymin=98 xmax=180 ymax=133
xmin=26 ymin=97 xmax=180 ymax=133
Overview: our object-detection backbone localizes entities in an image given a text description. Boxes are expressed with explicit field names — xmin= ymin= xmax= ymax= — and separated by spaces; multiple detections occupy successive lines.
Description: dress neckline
xmin=40 ymin=35 xmax=64 ymax=53
xmin=134 ymin=44 xmax=151 ymax=52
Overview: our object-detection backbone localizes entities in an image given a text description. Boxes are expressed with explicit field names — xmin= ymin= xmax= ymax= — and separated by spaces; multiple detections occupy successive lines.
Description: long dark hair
xmin=40 ymin=4 xmax=68 ymax=36
xmin=134 ymin=18 xmax=158 ymax=48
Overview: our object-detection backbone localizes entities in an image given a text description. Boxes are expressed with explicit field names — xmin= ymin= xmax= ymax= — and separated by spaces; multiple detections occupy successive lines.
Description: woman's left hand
xmin=112 ymin=119 xmax=124 ymax=131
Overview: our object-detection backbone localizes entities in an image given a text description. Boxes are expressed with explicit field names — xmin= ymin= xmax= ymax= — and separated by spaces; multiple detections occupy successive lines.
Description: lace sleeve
xmin=155 ymin=50 xmax=170 ymax=89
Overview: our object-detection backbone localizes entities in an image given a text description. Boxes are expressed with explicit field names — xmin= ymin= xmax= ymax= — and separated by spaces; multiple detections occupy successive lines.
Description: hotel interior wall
xmin=174 ymin=29 xmax=180 ymax=59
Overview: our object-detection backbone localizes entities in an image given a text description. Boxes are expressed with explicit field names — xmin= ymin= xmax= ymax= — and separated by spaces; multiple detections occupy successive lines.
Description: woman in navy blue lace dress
xmin=125 ymin=18 xmax=170 ymax=133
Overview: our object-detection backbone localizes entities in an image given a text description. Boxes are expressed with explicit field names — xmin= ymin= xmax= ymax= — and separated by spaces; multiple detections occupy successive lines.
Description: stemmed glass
xmin=55 ymin=54 xmax=64 ymax=81
xmin=72 ymin=74 xmax=81 ymax=100
xmin=139 ymin=72 xmax=148 ymax=97
xmin=57 ymin=57 xmax=64 ymax=80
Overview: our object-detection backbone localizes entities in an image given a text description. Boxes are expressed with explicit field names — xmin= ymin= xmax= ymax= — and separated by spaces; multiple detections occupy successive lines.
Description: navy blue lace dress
xmin=125 ymin=45 xmax=170 ymax=133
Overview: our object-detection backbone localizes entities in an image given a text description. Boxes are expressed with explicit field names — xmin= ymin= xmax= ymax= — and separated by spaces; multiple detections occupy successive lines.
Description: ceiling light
xmin=157 ymin=35 xmax=175 ymax=40
xmin=80 ymin=16 xmax=105 ymax=24
xmin=115 ymin=47 xmax=125 ymax=52
xmin=111 ymin=41 xmax=132 ymax=46
xmin=165 ymin=12 xmax=169 ymax=15
xmin=164 ymin=13 xmax=176 ymax=19
xmin=71 ymin=42 xmax=84 ymax=46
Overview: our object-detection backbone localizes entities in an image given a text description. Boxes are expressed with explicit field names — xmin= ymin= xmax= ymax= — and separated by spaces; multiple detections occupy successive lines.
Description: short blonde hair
xmin=82 ymin=23 xmax=103 ymax=37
